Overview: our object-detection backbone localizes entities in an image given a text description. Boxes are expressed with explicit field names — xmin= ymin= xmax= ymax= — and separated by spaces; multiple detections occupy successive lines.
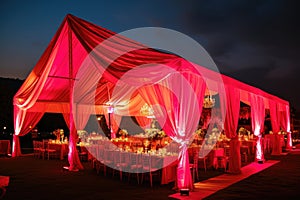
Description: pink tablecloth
xmin=160 ymin=155 xmax=178 ymax=185
xmin=48 ymin=143 xmax=68 ymax=160
xmin=141 ymin=154 xmax=178 ymax=185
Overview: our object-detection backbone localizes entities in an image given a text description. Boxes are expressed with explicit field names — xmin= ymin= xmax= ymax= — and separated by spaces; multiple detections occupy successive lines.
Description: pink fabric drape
xmin=249 ymin=93 xmax=265 ymax=161
xmin=12 ymin=107 xmax=45 ymax=157
xmin=139 ymin=72 xmax=206 ymax=190
xmin=68 ymin=105 xmax=93 ymax=170
xmin=135 ymin=116 xmax=152 ymax=129
xmin=269 ymin=100 xmax=280 ymax=133
xmin=279 ymin=104 xmax=292 ymax=149
xmin=220 ymin=85 xmax=241 ymax=174
xmin=12 ymin=19 xmax=66 ymax=157
xmin=269 ymin=100 xmax=281 ymax=155
xmin=62 ymin=109 xmax=84 ymax=170
xmin=104 ymin=112 xmax=120 ymax=139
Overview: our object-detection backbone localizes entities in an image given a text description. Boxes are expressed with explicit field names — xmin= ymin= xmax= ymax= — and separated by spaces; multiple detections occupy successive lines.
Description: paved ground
xmin=0 ymin=149 xmax=300 ymax=200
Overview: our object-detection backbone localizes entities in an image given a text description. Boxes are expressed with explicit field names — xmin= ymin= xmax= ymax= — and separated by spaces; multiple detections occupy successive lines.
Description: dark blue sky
xmin=0 ymin=0 xmax=299 ymax=110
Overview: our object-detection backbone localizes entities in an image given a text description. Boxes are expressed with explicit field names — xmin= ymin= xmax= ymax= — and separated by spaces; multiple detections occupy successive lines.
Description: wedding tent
xmin=12 ymin=14 xmax=291 ymax=190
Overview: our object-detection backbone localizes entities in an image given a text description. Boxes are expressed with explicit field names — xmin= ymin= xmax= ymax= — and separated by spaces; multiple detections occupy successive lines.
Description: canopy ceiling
xmin=14 ymin=14 xmax=289 ymax=117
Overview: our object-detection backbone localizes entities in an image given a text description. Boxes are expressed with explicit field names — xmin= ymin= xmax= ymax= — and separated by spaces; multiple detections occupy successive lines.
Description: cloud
xmin=173 ymin=0 xmax=299 ymax=72
xmin=265 ymin=65 xmax=295 ymax=80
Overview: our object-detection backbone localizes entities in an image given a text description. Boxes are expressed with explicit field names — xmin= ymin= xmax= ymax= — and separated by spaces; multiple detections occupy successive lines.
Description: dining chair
xmin=198 ymin=150 xmax=207 ymax=172
xmin=114 ymin=151 xmax=130 ymax=181
xmin=240 ymin=145 xmax=249 ymax=163
xmin=36 ymin=141 xmax=46 ymax=159
xmin=189 ymin=148 xmax=199 ymax=182
xmin=224 ymin=146 xmax=231 ymax=171
xmin=128 ymin=153 xmax=142 ymax=184
xmin=33 ymin=140 xmax=41 ymax=158
xmin=78 ymin=146 xmax=88 ymax=162
xmin=213 ymin=148 xmax=227 ymax=171
xmin=94 ymin=145 xmax=105 ymax=175
xmin=141 ymin=154 xmax=160 ymax=187
xmin=103 ymin=149 xmax=114 ymax=176
xmin=44 ymin=141 xmax=57 ymax=160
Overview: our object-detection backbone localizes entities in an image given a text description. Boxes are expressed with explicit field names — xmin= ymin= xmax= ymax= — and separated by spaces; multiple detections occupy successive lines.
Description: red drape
xmin=62 ymin=106 xmax=88 ymax=170
xmin=220 ymin=85 xmax=241 ymax=174
xmin=279 ymin=104 xmax=292 ymax=149
xmin=104 ymin=112 xmax=120 ymax=139
xmin=269 ymin=100 xmax=281 ymax=155
xmin=12 ymin=107 xmax=45 ymax=157
xmin=139 ymin=72 xmax=206 ymax=190
xmin=249 ymin=93 xmax=265 ymax=161
xmin=135 ymin=116 xmax=152 ymax=129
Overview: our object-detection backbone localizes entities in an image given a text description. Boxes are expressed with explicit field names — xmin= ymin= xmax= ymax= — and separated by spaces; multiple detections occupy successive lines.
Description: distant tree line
xmin=0 ymin=77 xmax=24 ymax=134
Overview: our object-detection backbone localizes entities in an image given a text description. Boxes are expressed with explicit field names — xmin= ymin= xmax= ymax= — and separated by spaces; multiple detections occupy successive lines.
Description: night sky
xmin=0 ymin=0 xmax=299 ymax=110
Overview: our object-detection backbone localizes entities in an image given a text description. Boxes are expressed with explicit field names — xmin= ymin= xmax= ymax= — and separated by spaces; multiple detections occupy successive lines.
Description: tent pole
xmin=67 ymin=23 xmax=83 ymax=171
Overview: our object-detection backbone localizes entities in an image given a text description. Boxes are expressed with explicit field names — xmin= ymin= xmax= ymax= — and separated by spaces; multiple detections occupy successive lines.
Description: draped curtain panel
xmin=12 ymin=107 xmax=45 ymax=157
xmin=135 ymin=116 xmax=152 ymax=129
xmin=219 ymin=85 xmax=241 ymax=174
xmin=104 ymin=112 xmax=121 ymax=139
xmin=279 ymin=104 xmax=292 ymax=149
xmin=269 ymin=100 xmax=282 ymax=155
xmin=249 ymin=93 xmax=265 ymax=161
xmin=269 ymin=100 xmax=280 ymax=133
xmin=62 ymin=110 xmax=83 ymax=171
xmin=139 ymin=72 xmax=206 ymax=190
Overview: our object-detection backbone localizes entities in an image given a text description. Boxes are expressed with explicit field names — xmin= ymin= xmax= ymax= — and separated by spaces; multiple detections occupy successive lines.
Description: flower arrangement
xmin=238 ymin=127 xmax=249 ymax=135
xmin=148 ymin=129 xmax=158 ymax=140
xmin=157 ymin=130 xmax=166 ymax=139
xmin=212 ymin=127 xmax=219 ymax=134
xmin=278 ymin=130 xmax=286 ymax=135
xmin=119 ymin=129 xmax=128 ymax=138
xmin=195 ymin=129 xmax=205 ymax=138
xmin=145 ymin=129 xmax=166 ymax=140
xmin=203 ymin=95 xmax=215 ymax=108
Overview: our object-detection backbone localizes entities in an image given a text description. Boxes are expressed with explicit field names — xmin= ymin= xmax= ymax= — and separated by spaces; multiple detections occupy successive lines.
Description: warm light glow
xmin=3 ymin=126 xmax=6 ymax=130
xmin=108 ymin=106 xmax=114 ymax=114
xmin=17 ymin=98 xmax=24 ymax=103
xmin=140 ymin=103 xmax=154 ymax=117
xmin=203 ymin=95 xmax=215 ymax=108
xmin=256 ymin=136 xmax=264 ymax=161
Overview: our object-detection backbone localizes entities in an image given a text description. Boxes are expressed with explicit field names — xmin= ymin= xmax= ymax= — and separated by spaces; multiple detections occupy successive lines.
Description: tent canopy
xmin=13 ymin=14 xmax=291 ymax=189
xmin=14 ymin=14 xmax=289 ymax=116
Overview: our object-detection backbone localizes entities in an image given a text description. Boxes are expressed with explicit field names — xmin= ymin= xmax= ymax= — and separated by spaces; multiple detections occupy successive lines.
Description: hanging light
xmin=108 ymin=105 xmax=114 ymax=114
xmin=203 ymin=95 xmax=215 ymax=108
xmin=140 ymin=103 xmax=154 ymax=117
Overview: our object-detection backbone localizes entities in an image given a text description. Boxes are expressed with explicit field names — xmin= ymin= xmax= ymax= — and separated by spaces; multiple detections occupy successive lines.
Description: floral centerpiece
xmin=238 ymin=127 xmax=251 ymax=140
xmin=77 ymin=130 xmax=87 ymax=143
xmin=148 ymin=129 xmax=158 ymax=140
xmin=278 ymin=130 xmax=286 ymax=135
xmin=145 ymin=129 xmax=166 ymax=140
xmin=195 ymin=129 xmax=205 ymax=139
xmin=157 ymin=130 xmax=166 ymax=139
xmin=119 ymin=129 xmax=128 ymax=139
xmin=238 ymin=127 xmax=249 ymax=135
